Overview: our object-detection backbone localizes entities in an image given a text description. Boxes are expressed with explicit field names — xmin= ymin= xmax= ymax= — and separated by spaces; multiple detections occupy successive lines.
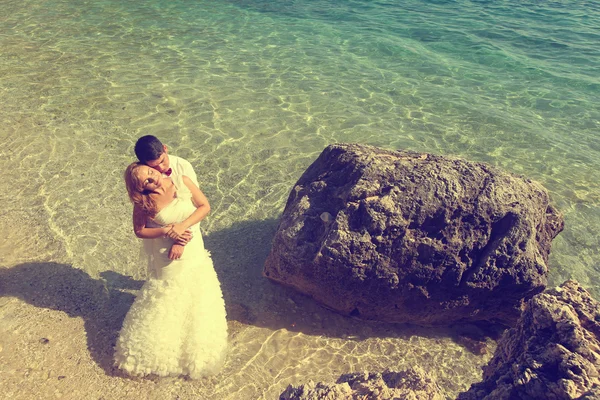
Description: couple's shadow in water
xmin=0 ymin=219 xmax=499 ymax=376
xmin=0 ymin=263 xmax=143 ymax=376
xmin=206 ymin=219 xmax=503 ymax=350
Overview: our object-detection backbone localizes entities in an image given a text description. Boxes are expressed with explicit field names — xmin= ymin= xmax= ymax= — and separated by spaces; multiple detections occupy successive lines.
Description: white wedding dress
xmin=114 ymin=175 xmax=228 ymax=379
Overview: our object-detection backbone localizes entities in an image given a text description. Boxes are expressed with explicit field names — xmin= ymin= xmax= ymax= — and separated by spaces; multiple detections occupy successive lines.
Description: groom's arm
xmin=169 ymin=243 xmax=185 ymax=260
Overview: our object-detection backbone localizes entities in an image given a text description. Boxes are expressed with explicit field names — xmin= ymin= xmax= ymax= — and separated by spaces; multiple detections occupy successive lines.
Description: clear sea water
xmin=1 ymin=0 xmax=599 ymax=398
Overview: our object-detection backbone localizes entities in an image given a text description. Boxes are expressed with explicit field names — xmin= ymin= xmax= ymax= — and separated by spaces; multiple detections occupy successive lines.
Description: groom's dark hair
xmin=134 ymin=135 xmax=164 ymax=163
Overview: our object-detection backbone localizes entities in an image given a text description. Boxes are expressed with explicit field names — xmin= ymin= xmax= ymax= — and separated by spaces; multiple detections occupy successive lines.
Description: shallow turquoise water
xmin=0 ymin=0 xmax=599 ymax=397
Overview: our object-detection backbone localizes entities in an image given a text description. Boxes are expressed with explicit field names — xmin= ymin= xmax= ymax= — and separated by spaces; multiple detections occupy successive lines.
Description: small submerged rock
xmin=454 ymin=335 xmax=488 ymax=356
xmin=280 ymin=380 xmax=352 ymax=400
xmin=280 ymin=367 xmax=443 ymax=400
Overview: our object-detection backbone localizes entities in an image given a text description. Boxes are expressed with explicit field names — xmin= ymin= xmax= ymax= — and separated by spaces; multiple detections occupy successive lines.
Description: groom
xmin=134 ymin=135 xmax=198 ymax=244
xmin=134 ymin=135 xmax=199 ymax=187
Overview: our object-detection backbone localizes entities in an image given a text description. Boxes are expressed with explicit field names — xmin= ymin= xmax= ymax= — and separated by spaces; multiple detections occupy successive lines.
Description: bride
xmin=115 ymin=162 xmax=228 ymax=379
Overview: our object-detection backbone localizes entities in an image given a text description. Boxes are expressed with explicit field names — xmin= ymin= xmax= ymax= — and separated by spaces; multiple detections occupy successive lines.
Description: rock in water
xmin=280 ymin=368 xmax=443 ymax=400
xmin=264 ymin=143 xmax=563 ymax=325
xmin=458 ymin=280 xmax=600 ymax=400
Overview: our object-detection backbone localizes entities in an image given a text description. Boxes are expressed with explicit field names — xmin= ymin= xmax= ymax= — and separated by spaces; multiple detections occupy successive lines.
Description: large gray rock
xmin=280 ymin=368 xmax=443 ymax=400
xmin=264 ymin=143 xmax=563 ymax=325
xmin=458 ymin=280 xmax=600 ymax=400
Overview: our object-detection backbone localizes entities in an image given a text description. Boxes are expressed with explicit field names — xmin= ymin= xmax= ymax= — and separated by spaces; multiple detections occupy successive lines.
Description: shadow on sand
xmin=0 ymin=263 xmax=143 ymax=376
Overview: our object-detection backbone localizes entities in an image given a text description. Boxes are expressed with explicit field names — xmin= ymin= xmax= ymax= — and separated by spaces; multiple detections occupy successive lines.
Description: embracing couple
xmin=114 ymin=135 xmax=228 ymax=379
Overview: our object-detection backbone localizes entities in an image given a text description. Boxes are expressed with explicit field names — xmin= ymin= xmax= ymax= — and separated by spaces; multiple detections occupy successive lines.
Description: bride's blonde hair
xmin=124 ymin=162 xmax=159 ymax=217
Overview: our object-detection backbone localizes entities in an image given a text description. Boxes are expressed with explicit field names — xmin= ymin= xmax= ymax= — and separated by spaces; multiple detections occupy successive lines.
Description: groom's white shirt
xmin=166 ymin=154 xmax=199 ymax=188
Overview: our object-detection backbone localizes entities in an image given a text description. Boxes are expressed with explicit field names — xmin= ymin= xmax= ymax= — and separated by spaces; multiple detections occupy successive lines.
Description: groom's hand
xmin=169 ymin=244 xmax=185 ymax=260
xmin=174 ymin=230 xmax=193 ymax=245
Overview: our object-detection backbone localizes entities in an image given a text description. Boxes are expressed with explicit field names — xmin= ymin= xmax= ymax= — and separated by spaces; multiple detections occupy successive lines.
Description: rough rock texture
xmin=458 ymin=280 xmax=600 ymax=400
xmin=581 ymin=386 xmax=600 ymax=399
xmin=264 ymin=143 xmax=564 ymax=326
xmin=280 ymin=368 xmax=443 ymax=400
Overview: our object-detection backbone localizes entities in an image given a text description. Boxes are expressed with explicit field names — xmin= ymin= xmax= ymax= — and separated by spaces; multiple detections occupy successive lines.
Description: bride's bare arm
xmin=132 ymin=205 xmax=172 ymax=239
xmin=166 ymin=176 xmax=210 ymax=238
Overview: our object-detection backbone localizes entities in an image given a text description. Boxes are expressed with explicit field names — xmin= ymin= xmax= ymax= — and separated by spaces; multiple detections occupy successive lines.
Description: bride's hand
xmin=175 ymin=230 xmax=193 ymax=245
xmin=169 ymin=244 xmax=185 ymax=260
xmin=166 ymin=223 xmax=188 ymax=240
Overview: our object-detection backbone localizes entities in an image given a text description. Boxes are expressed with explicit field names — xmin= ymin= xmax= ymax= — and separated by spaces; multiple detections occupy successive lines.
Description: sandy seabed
xmin=0 ymin=257 xmax=495 ymax=400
